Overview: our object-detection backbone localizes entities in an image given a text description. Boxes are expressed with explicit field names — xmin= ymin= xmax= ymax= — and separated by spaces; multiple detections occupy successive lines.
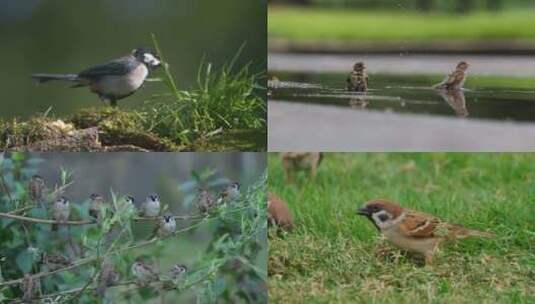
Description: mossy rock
xmin=69 ymin=107 xmax=143 ymax=131
xmin=0 ymin=117 xmax=77 ymax=149
xmin=69 ymin=107 xmax=176 ymax=151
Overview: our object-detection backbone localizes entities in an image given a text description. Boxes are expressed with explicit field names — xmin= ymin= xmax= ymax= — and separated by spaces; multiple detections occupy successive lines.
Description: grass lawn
xmin=269 ymin=6 xmax=535 ymax=42
xmin=269 ymin=153 xmax=535 ymax=303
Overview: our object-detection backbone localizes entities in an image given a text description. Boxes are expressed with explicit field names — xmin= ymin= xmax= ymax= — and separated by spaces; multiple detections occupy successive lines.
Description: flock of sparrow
xmin=347 ymin=61 xmax=469 ymax=92
xmin=23 ymin=174 xmax=241 ymax=295
xmin=268 ymin=153 xmax=494 ymax=265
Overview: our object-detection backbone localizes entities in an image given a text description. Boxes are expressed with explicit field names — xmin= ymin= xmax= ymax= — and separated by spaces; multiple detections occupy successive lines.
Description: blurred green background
xmin=1 ymin=152 xmax=266 ymax=303
xmin=268 ymin=0 xmax=535 ymax=46
xmin=0 ymin=0 xmax=266 ymax=118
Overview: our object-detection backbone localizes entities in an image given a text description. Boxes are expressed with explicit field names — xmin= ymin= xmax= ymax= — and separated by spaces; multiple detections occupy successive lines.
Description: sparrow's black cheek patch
xmin=378 ymin=213 xmax=389 ymax=222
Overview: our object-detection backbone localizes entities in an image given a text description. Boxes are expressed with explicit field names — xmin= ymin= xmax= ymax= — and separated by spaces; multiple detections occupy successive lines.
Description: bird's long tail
xmin=31 ymin=73 xmax=78 ymax=83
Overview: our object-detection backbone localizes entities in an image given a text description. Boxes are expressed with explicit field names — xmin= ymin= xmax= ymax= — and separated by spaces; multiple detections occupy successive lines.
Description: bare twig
xmin=0 ymin=220 xmax=208 ymax=288
xmin=47 ymin=181 xmax=74 ymax=200
xmin=0 ymin=172 xmax=14 ymax=204
xmin=0 ymin=212 xmax=96 ymax=225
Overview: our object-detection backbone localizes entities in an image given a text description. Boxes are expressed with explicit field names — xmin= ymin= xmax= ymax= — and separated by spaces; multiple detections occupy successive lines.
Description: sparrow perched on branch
xmin=42 ymin=252 xmax=72 ymax=271
xmin=217 ymin=182 xmax=241 ymax=205
xmin=97 ymin=261 xmax=120 ymax=298
xmin=51 ymin=196 xmax=70 ymax=231
xmin=28 ymin=175 xmax=45 ymax=205
xmin=346 ymin=62 xmax=368 ymax=92
xmin=267 ymin=193 xmax=293 ymax=231
xmin=433 ymin=61 xmax=469 ymax=91
xmin=150 ymin=214 xmax=176 ymax=239
xmin=89 ymin=193 xmax=105 ymax=220
xmin=357 ymin=199 xmax=494 ymax=265
xmin=197 ymin=189 xmax=216 ymax=214
xmin=281 ymin=152 xmax=323 ymax=181
xmin=131 ymin=259 xmax=159 ymax=285
xmin=168 ymin=264 xmax=187 ymax=280
xmin=140 ymin=194 xmax=160 ymax=217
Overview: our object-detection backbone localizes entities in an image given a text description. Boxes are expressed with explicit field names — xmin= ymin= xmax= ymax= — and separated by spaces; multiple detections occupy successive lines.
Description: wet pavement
xmin=269 ymin=74 xmax=535 ymax=122
xmin=269 ymin=100 xmax=535 ymax=151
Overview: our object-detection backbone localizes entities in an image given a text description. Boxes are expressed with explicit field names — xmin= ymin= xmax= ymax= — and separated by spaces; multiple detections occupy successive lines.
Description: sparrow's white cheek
xmin=143 ymin=53 xmax=161 ymax=67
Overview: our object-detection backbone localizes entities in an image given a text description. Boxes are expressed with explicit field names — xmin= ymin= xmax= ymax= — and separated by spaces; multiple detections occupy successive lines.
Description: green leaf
xmin=16 ymin=249 xmax=34 ymax=274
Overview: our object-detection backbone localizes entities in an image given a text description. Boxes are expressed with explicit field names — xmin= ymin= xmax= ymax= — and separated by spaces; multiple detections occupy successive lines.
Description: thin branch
xmin=8 ymin=205 xmax=36 ymax=215
xmin=0 ymin=172 xmax=14 ymax=204
xmin=0 ymin=212 xmax=96 ymax=225
xmin=47 ymin=181 xmax=74 ymax=200
xmin=0 ymin=220 xmax=208 ymax=288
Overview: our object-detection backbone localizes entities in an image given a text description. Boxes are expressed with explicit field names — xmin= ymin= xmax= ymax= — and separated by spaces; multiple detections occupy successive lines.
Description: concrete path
xmin=269 ymin=53 xmax=535 ymax=77
xmin=269 ymin=101 xmax=535 ymax=151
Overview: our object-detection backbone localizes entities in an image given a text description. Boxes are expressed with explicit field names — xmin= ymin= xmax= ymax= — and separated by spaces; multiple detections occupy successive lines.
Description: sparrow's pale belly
xmin=93 ymin=64 xmax=148 ymax=98
xmin=383 ymin=228 xmax=439 ymax=254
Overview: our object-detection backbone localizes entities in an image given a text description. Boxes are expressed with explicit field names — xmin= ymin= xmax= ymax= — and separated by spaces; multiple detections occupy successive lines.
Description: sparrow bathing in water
xmin=433 ymin=61 xmax=469 ymax=91
xmin=357 ymin=199 xmax=493 ymax=265
xmin=346 ymin=62 xmax=368 ymax=92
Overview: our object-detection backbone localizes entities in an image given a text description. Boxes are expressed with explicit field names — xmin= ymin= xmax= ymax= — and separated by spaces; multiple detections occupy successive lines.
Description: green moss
xmin=0 ymin=117 xmax=62 ymax=148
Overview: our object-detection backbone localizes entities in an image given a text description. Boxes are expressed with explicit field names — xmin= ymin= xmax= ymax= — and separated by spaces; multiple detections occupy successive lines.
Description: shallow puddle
xmin=269 ymin=72 xmax=535 ymax=122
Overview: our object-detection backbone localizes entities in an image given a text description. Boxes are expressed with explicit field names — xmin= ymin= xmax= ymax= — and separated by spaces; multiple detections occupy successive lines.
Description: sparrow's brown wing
xmin=398 ymin=211 xmax=440 ymax=238
xmin=442 ymin=70 xmax=465 ymax=86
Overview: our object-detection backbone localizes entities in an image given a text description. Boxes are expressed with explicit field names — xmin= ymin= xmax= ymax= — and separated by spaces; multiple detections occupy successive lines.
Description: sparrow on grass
xmin=357 ymin=199 xmax=493 ymax=265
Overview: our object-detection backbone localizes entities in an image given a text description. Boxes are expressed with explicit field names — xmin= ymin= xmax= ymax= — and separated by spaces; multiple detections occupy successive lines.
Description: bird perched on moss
xmin=433 ymin=61 xmax=469 ymax=91
xmin=346 ymin=62 xmax=368 ymax=92
xmin=31 ymin=48 xmax=162 ymax=107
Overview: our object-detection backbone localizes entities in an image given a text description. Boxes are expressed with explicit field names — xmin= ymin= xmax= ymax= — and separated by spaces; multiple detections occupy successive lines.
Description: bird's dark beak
xmin=356 ymin=206 xmax=370 ymax=216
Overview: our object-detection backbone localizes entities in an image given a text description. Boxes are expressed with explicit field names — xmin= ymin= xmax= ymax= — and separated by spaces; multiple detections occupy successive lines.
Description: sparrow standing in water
xmin=197 ymin=189 xmax=216 ymax=214
xmin=217 ymin=182 xmax=241 ymax=205
xmin=150 ymin=214 xmax=176 ymax=239
xmin=131 ymin=259 xmax=159 ymax=285
xmin=140 ymin=194 xmax=161 ymax=217
xmin=28 ymin=175 xmax=45 ymax=206
xmin=89 ymin=193 xmax=105 ymax=220
xmin=97 ymin=260 xmax=120 ymax=298
xmin=433 ymin=61 xmax=469 ymax=91
xmin=346 ymin=62 xmax=368 ymax=92
xmin=51 ymin=196 xmax=70 ymax=231
xmin=31 ymin=48 xmax=162 ymax=107
xmin=357 ymin=199 xmax=493 ymax=265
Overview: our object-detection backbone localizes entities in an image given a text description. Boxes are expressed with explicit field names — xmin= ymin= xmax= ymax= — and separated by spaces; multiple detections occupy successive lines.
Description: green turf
xmin=269 ymin=153 xmax=535 ymax=303
xmin=269 ymin=6 xmax=535 ymax=42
